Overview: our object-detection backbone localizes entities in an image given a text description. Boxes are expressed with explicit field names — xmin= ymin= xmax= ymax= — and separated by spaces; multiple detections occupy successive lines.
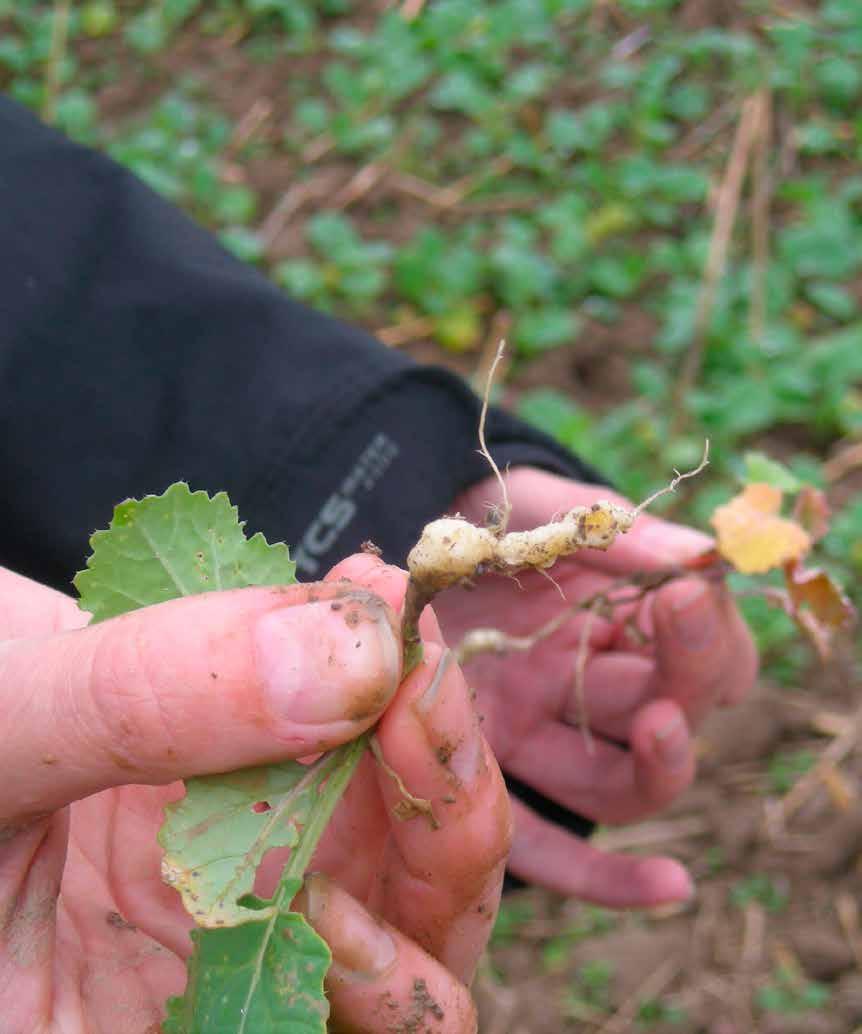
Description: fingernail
xmin=414 ymin=648 xmax=484 ymax=784
xmin=255 ymin=594 xmax=400 ymax=725
xmin=670 ymin=580 xmax=717 ymax=650
xmin=653 ymin=716 xmax=689 ymax=769
xmin=300 ymin=874 xmax=396 ymax=981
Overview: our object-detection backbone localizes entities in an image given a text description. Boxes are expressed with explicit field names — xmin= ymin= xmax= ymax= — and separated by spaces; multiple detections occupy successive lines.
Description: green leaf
xmin=804 ymin=281 xmax=858 ymax=321
xmin=165 ymin=733 xmax=368 ymax=1033
xmin=513 ymin=308 xmax=581 ymax=354
xmin=124 ymin=9 xmax=168 ymax=54
xmin=742 ymin=452 xmax=802 ymax=493
xmin=74 ymin=482 xmax=295 ymax=622
xmin=162 ymin=911 xmax=331 ymax=1034
xmin=159 ymin=751 xmax=342 ymax=926
xmin=816 ymin=55 xmax=861 ymax=110
xmin=220 ymin=228 xmax=265 ymax=264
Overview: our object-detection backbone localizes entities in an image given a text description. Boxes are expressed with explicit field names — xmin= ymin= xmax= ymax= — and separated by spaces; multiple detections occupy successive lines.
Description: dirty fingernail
xmin=255 ymin=594 xmax=400 ymax=725
xmin=299 ymin=874 xmax=397 ymax=981
xmin=653 ymin=715 xmax=689 ymax=770
xmin=415 ymin=648 xmax=484 ymax=784
xmin=670 ymin=580 xmax=718 ymax=650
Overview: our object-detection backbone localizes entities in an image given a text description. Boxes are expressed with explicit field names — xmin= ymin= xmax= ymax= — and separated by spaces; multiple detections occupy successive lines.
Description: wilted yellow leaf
xmin=792 ymin=486 xmax=831 ymax=543
xmin=784 ymin=560 xmax=857 ymax=660
xmin=710 ymin=483 xmax=811 ymax=574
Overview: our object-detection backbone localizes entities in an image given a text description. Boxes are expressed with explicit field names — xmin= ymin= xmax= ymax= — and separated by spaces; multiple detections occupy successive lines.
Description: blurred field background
xmin=5 ymin=0 xmax=862 ymax=1029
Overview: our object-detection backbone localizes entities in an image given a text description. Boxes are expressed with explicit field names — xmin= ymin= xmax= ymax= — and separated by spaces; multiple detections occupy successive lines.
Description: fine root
xmin=370 ymin=736 xmax=439 ymax=829
xmin=477 ymin=340 xmax=512 ymax=536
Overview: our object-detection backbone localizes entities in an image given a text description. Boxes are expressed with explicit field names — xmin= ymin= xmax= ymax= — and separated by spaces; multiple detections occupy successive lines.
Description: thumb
xmin=0 ymin=580 xmax=401 ymax=824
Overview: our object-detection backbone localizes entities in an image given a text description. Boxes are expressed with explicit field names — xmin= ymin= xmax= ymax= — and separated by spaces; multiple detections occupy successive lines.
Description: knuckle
xmin=85 ymin=619 xmax=180 ymax=771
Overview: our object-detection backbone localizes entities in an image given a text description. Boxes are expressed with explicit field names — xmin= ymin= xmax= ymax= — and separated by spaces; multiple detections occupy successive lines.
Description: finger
xmin=0 ymin=576 xmax=402 ymax=823
xmin=478 ymin=470 xmax=713 ymax=574
xmin=0 ymin=812 xmax=69 ymax=1026
xmin=325 ymin=553 xmax=446 ymax=644
xmin=571 ymin=652 xmax=655 ymax=741
xmin=295 ymin=873 xmax=477 ymax=1034
xmin=504 ymin=699 xmax=695 ymax=825
xmin=0 ymin=565 xmax=87 ymax=638
xmin=372 ymin=643 xmax=512 ymax=982
xmin=651 ymin=577 xmax=759 ymax=722
xmin=506 ymin=798 xmax=692 ymax=906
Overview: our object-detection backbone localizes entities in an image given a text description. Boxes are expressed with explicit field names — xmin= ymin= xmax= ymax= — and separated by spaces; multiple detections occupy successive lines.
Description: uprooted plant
xmin=73 ymin=350 xmax=854 ymax=1033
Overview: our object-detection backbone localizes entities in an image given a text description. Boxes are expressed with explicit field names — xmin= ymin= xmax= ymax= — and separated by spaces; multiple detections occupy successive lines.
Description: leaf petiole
xmin=278 ymin=731 xmax=372 ymax=903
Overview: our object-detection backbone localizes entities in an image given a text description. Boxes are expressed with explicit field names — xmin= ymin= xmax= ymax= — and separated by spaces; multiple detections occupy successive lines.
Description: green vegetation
xmin=490 ymin=898 xmax=535 ymax=948
xmin=4 ymin=2 xmax=859 ymax=679
xmin=563 ymin=959 xmax=615 ymax=1019
xmin=4 ymin=4 xmax=854 ymax=1030
xmin=755 ymin=966 xmax=831 ymax=1015
xmin=766 ymin=748 xmax=816 ymax=794
xmin=541 ymin=905 xmax=617 ymax=972
xmin=730 ymin=873 xmax=790 ymax=913
xmin=636 ymin=997 xmax=687 ymax=1027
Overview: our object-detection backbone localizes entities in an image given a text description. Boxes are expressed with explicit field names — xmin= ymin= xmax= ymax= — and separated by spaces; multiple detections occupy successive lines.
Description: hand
xmin=0 ymin=557 xmax=509 ymax=1034
xmin=437 ymin=467 xmax=758 ymax=908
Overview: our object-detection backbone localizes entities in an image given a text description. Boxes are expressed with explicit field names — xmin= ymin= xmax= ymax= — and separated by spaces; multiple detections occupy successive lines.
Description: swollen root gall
xmin=406 ymin=501 xmax=635 ymax=595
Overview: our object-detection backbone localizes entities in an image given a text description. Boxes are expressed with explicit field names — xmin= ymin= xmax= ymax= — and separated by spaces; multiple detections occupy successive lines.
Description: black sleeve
xmin=0 ymin=96 xmax=599 ymax=861
xmin=0 ymin=95 xmax=604 ymax=590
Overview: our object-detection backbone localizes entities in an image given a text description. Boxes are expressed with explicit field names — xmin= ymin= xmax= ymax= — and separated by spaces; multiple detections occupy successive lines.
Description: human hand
xmin=437 ymin=467 xmax=758 ymax=907
xmin=0 ymin=557 xmax=510 ymax=1034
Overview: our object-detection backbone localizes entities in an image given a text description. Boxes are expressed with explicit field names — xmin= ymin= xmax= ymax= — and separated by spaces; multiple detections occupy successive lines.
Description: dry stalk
xmin=837 ymin=892 xmax=862 ymax=971
xmin=820 ymin=762 xmax=857 ymax=811
xmin=461 ymin=194 xmax=543 ymax=215
xmin=391 ymin=156 xmax=514 ymax=211
xmin=688 ymin=884 xmax=724 ymax=973
xmin=771 ymin=940 xmax=806 ymax=989
xmin=375 ymin=315 xmax=437 ymax=348
xmin=332 ymin=163 xmax=387 ymax=210
xmin=780 ymin=703 xmax=862 ymax=823
xmin=671 ymin=99 xmax=738 ymax=160
xmin=749 ymin=88 xmax=773 ymax=345
xmin=389 ymin=171 xmax=461 ymax=208
xmin=596 ymin=957 xmax=680 ymax=1034
xmin=225 ymin=98 xmax=273 ymax=159
xmin=42 ymin=0 xmax=71 ymax=125
xmin=673 ymin=96 xmax=763 ymax=424
xmin=740 ymin=901 xmax=766 ymax=969
xmin=260 ymin=181 xmax=326 ymax=251
xmin=302 ymin=133 xmax=335 ymax=164
xmin=824 ymin=439 xmax=862 ymax=482
xmin=400 ymin=0 xmax=427 ymax=19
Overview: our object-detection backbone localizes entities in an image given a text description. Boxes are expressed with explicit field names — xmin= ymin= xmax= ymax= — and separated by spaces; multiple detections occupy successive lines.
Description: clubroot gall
xmin=402 ymin=342 xmax=710 ymax=666
xmin=73 ymin=352 xmax=853 ymax=1032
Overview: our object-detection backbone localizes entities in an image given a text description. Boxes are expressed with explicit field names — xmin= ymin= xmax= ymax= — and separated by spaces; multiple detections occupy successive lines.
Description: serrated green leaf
xmin=74 ymin=482 xmax=295 ymax=622
xmin=159 ymin=752 xmax=341 ymax=927
xmin=74 ymin=483 xmax=343 ymax=1033
xmin=162 ymin=910 xmax=331 ymax=1034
